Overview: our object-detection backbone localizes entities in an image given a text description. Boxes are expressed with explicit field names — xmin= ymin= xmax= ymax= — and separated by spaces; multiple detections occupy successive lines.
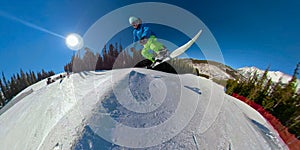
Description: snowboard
xmin=150 ymin=29 xmax=203 ymax=68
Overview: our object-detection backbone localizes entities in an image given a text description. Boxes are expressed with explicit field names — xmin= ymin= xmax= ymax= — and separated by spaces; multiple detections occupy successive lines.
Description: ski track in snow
xmin=0 ymin=68 xmax=287 ymax=150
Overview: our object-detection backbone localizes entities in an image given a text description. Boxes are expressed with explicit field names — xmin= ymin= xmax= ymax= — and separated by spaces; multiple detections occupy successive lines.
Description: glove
xmin=130 ymin=47 xmax=136 ymax=52
xmin=139 ymin=37 xmax=148 ymax=45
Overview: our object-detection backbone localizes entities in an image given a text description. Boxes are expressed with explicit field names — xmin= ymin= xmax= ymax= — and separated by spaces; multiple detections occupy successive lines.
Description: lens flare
xmin=0 ymin=10 xmax=65 ymax=39
xmin=65 ymin=33 xmax=84 ymax=50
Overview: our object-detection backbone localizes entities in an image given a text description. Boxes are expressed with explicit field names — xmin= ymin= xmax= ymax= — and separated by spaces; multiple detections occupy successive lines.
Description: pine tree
xmin=82 ymin=47 xmax=98 ymax=71
xmin=9 ymin=75 xmax=17 ymax=98
xmin=283 ymin=63 xmax=300 ymax=131
xmin=269 ymin=63 xmax=300 ymax=129
xmin=107 ymin=44 xmax=115 ymax=69
xmin=37 ymin=72 xmax=42 ymax=81
xmin=95 ymin=54 xmax=103 ymax=70
xmin=0 ymin=78 xmax=6 ymax=100
xmin=0 ymin=79 xmax=6 ymax=106
xmin=261 ymin=78 xmax=273 ymax=109
xmin=102 ymin=44 xmax=109 ymax=70
xmin=226 ymin=79 xmax=238 ymax=95
xmin=258 ymin=66 xmax=270 ymax=87
xmin=26 ymin=72 xmax=32 ymax=85
xmin=119 ymin=43 xmax=123 ymax=53
xmin=1 ymin=72 xmax=11 ymax=100
xmin=64 ymin=62 xmax=71 ymax=72
xmin=64 ymin=55 xmax=75 ymax=72
xmin=30 ymin=71 xmax=37 ymax=83
xmin=16 ymin=73 xmax=22 ymax=93
xmin=287 ymin=93 xmax=300 ymax=136
xmin=0 ymin=91 xmax=4 ymax=107
xmin=270 ymin=77 xmax=284 ymax=110
xmin=286 ymin=62 xmax=300 ymax=95
xmin=20 ymin=69 xmax=30 ymax=88
xmin=48 ymin=71 xmax=55 ymax=77
xmin=113 ymin=42 xmax=119 ymax=58
xmin=41 ymin=69 xmax=48 ymax=79
xmin=277 ymin=63 xmax=299 ymax=108
xmin=244 ymin=71 xmax=259 ymax=98
xmin=72 ymin=54 xmax=83 ymax=72
xmin=251 ymin=66 xmax=270 ymax=104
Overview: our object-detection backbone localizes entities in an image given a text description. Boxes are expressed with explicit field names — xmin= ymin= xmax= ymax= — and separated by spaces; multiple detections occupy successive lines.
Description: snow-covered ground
xmin=0 ymin=73 xmax=66 ymax=115
xmin=0 ymin=68 xmax=287 ymax=149
xmin=192 ymin=62 xmax=233 ymax=80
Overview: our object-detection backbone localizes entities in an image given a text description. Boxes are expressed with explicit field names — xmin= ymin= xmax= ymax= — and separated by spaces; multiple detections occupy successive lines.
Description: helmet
xmin=129 ymin=16 xmax=140 ymax=24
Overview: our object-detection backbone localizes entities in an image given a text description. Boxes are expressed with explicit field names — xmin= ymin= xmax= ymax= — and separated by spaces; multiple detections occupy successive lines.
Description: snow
xmin=0 ymin=73 xmax=66 ymax=115
xmin=0 ymin=68 xmax=287 ymax=149
xmin=192 ymin=63 xmax=233 ymax=80
xmin=238 ymin=66 xmax=300 ymax=91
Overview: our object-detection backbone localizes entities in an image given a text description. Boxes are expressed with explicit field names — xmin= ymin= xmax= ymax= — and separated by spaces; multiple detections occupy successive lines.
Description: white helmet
xmin=129 ymin=16 xmax=140 ymax=24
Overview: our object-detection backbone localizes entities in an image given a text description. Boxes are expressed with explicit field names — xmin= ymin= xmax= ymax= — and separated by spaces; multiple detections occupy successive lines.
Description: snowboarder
xmin=129 ymin=16 xmax=169 ymax=63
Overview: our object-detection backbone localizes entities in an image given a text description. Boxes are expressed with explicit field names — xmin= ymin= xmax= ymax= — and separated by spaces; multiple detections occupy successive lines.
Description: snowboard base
xmin=134 ymin=59 xmax=177 ymax=74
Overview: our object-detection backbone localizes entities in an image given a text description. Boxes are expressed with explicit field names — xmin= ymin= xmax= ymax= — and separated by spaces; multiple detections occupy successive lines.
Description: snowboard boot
xmin=155 ymin=47 xmax=169 ymax=61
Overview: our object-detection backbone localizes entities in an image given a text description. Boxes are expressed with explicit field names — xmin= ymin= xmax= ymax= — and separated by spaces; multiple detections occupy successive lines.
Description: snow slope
xmin=0 ymin=73 xmax=65 ymax=115
xmin=0 ymin=68 xmax=287 ymax=149
xmin=192 ymin=62 xmax=233 ymax=80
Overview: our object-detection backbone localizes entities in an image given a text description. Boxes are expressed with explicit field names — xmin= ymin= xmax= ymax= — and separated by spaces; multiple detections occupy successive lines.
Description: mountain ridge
xmin=185 ymin=58 xmax=299 ymax=90
xmin=237 ymin=66 xmax=300 ymax=91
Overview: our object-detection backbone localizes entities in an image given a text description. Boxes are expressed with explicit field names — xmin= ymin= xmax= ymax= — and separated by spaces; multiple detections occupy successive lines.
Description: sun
xmin=66 ymin=35 xmax=79 ymax=47
xmin=65 ymin=33 xmax=84 ymax=50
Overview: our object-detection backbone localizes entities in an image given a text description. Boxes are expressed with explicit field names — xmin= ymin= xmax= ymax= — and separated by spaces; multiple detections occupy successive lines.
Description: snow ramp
xmin=0 ymin=68 xmax=287 ymax=149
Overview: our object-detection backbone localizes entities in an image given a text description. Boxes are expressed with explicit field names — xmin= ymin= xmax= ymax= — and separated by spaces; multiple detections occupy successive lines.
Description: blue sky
xmin=0 ymin=0 xmax=299 ymax=78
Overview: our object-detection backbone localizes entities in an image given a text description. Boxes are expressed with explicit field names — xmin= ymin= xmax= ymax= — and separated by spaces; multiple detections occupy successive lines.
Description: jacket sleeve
xmin=132 ymin=30 xmax=139 ymax=48
xmin=133 ymin=30 xmax=138 ymax=42
xmin=141 ymin=26 xmax=151 ymax=39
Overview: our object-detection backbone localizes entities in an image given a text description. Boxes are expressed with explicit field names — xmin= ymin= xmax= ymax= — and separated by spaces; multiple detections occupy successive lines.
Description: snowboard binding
xmin=156 ymin=48 xmax=169 ymax=59
xmin=150 ymin=48 xmax=170 ymax=68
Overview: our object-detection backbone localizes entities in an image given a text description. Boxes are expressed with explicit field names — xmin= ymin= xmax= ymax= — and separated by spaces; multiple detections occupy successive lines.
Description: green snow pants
xmin=141 ymin=35 xmax=164 ymax=62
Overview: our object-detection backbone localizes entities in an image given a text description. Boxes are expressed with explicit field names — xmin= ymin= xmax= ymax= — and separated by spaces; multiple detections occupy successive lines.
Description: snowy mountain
xmin=186 ymin=59 xmax=299 ymax=91
xmin=0 ymin=68 xmax=287 ymax=149
xmin=238 ymin=66 xmax=300 ymax=90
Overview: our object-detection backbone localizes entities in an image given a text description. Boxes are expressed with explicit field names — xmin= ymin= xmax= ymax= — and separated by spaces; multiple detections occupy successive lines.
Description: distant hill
xmin=184 ymin=59 xmax=299 ymax=91
xmin=237 ymin=66 xmax=300 ymax=91
xmin=183 ymin=58 xmax=241 ymax=80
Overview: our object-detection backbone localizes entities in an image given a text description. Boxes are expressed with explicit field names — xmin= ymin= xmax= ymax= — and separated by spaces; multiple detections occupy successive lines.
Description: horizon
xmin=0 ymin=0 xmax=299 ymax=78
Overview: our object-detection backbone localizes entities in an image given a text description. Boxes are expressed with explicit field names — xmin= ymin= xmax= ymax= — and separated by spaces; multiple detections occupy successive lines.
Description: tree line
xmin=226 ymin=63 xmax=300 ymax=138
xmin=64 ymin=42 xmax=197 ymax=75
xmin=0 ymin=69 xmax=55 ymax=108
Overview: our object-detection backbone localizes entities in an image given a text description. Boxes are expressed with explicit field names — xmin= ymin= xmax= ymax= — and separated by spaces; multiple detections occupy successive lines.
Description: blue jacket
xmin=133 ymin=24 xmax=156 ymax=42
